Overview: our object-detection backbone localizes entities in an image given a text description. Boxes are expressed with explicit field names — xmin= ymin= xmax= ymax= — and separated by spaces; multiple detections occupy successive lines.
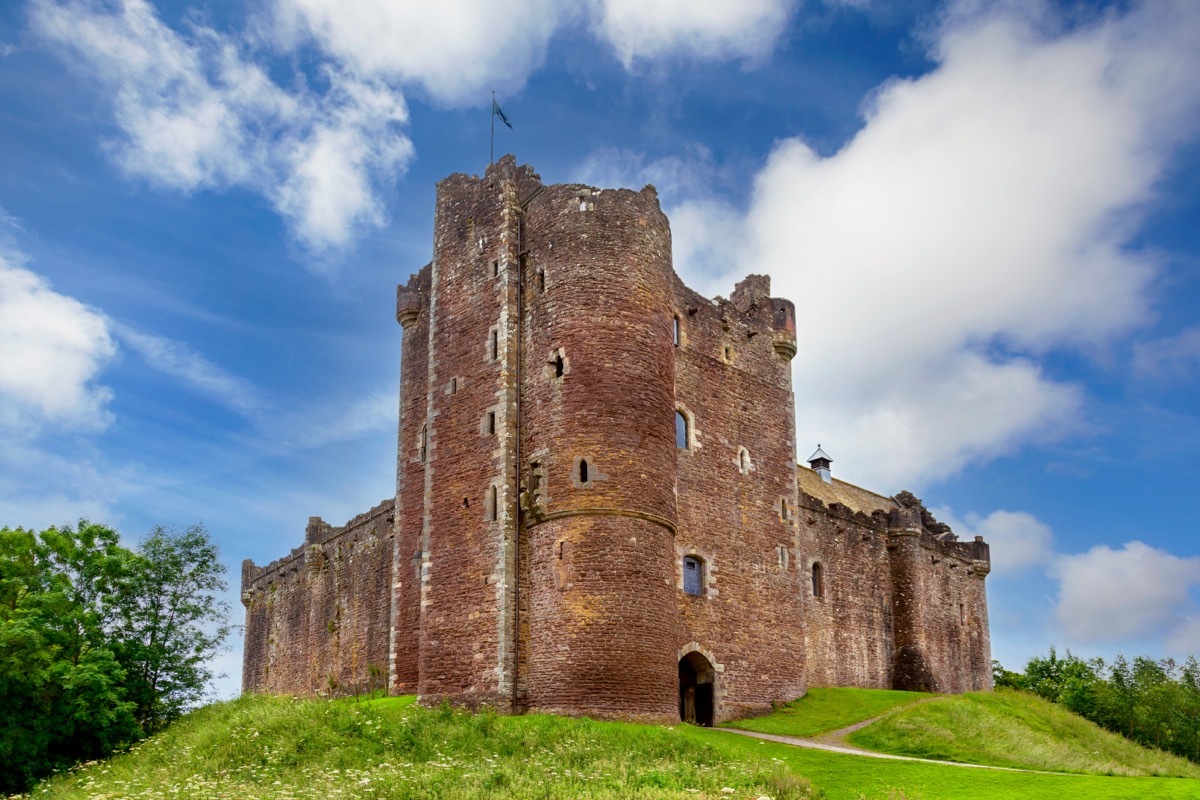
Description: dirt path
xmin=720 ymin=695 xmax=1067 ymax=776
xmin=717 ymin=728 xmax=1064 ymax=774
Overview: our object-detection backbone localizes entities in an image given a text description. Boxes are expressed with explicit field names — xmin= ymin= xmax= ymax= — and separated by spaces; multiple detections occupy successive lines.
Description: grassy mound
xmin=18 ymin=694 xmax=814 ymax=800
xmin=728 ymin=687 xmax=929 ymax=738
xmin=847 ymin=688 xmax=1200 ymax=777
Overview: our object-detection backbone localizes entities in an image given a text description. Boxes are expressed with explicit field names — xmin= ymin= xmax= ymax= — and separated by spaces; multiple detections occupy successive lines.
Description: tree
xmin=0 ymin=524 xmax=140 ymax=794
xmin=0 ymin=520 xmax=231 ymax=792
xmin=114 ymin=524 xmax=231 ymax=732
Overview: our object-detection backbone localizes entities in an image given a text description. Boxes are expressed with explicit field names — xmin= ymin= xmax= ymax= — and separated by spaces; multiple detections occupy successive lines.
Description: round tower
xmin=519 ymin=183 xmax=680 ymax=722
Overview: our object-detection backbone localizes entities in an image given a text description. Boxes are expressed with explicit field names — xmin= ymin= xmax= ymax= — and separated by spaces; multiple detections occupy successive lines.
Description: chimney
xmin=807 ymin=445 xmax=832 ymax=483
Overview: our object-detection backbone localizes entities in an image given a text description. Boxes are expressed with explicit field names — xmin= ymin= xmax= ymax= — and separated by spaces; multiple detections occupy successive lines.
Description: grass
xmin=847 ymin=689 xmax=1200 ymax=778
xmin=691 ymin=727 xmax=1200 ymax=800
xmin=17 ymin=694 xmax=815 ymax=800
xmin=18 ymin=689 xmax=1200 ymax=800
xmin=727 ymin=687 xmax=929 ymax=738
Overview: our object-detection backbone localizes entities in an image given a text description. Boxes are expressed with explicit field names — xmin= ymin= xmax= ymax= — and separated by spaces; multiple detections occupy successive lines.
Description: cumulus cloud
xmin=655 ymin=0 xmax=1200 ymax=489
xmin=30 ymin=0 xmax=413 ymax=255
xmin=1052 ymin=541 xmax=1200 ymax=644
xmin=934 ymin=507 xmax=1054 ymax=575
xmin=590 ymin=0 xmax=797 ymax=66
xmin=0 ymin=250 xmax=116 ymax=435
xmin=114 ymin=325 xmax=264 ymax=415
xmin=270 ymin=0 xmax=568 ymax=105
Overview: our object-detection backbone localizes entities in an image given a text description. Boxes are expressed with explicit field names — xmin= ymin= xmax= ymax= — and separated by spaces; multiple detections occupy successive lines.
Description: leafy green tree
xmin=0 ymin=521 xmax=230 ymax=792
xmin=0 ymin=524 xmax=140 ymax=793
xmin=991 ymin=659 xmax=1027 ymax=690
xmin=114 ymin=524 xmax=231 ymax=731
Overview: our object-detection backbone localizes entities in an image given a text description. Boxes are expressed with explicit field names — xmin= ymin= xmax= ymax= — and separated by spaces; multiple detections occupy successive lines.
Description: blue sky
xmin=2 ymin=0 xmax=1200 ymax=699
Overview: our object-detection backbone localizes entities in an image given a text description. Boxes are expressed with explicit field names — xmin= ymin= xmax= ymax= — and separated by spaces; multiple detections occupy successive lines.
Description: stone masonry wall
xmin=241 ymin=499 xmax=394 ymax=696
xmin=798 ymin=497 xmax=895 ymax=689
xmin=519 ymin=180 xmax=682 ymax=723
xmin=671 ymin=275 xmax=807 ymax=721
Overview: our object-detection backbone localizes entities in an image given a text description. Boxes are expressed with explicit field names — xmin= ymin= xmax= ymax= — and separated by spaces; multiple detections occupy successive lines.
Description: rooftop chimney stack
xmin=808 ymin=445 xmax=832 ymax=483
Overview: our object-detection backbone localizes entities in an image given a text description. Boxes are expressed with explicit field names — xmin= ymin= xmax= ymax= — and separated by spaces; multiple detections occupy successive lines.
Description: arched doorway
xmin=679 ymin=651 xmax=715 ymax=726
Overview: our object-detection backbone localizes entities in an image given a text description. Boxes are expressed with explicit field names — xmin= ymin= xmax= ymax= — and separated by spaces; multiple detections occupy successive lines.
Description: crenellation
xmin=243 ymin=156 xmax=993 ymax=718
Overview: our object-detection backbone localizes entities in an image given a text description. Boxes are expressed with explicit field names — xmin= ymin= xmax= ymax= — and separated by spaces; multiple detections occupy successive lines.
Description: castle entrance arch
xmin=679 ymin=651 xmax=715 ymax=726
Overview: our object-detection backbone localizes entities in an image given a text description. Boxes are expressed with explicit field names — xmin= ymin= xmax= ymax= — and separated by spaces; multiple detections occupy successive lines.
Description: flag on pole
xmin=493 ymin=99 xmax=513 ymax=129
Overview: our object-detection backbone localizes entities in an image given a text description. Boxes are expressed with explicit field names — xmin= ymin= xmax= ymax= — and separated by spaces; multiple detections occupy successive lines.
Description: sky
xmin=2 ymin=0 xmax=1200 ymax=700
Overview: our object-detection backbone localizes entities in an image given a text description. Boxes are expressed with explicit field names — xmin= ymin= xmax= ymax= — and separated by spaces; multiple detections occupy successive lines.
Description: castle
xmin=241 ymin=157 xmax=993 ymax=725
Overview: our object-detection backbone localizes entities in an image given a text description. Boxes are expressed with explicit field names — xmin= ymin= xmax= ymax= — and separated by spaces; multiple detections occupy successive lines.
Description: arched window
xmin=579 ymin=459 xmax=589 ymax=483
xmin=683 ymin=555 xmax=704 ymax=596
xmin=676 ymin=411 xmax=689 ymax=450
xmin=811 ymin=562 xmax=824 ymax=598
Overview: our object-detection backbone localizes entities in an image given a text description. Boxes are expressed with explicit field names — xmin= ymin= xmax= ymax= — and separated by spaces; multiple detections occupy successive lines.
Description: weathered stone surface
xmin=241 ymin=156 xmax=993 ymax=719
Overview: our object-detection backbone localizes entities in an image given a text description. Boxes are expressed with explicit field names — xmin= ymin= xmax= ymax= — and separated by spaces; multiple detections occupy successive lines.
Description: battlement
xmin=240 ymin=498 xmax=394 ymax=602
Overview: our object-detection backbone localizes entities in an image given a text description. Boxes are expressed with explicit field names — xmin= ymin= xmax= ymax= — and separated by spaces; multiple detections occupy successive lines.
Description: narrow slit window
xmin=959 ymin=603 xmax=966 ymax=625
xmin=538 ymin=269 xmax=546 ymax=293
xmin=487 ymin=411 xmax=496 ymax=435
xmin=780 ymin=498 xmax=789 ymax=521
xmin=723 ymin=345 xmax=733 ymax=362
xmin=528 ymin=460 xmax=542 ymax=502
xmin=683 ymin=556 xmax=704 ymax=596
xmin=812 ymin=562 xmax=824 ymax=598
xmin=490 ymin=330 xmax=499 ymax=361
xmin=450 ymin=377 xmax=458 ymax=394
xmin=579 ymin=459 xmax=589 ymax=483
xmin=676 ymin=411 xmax=689 ymax=450
xmin=673 ymin=316 xmax=681 ymax=346
xmin=554 ymin=354 xmax=565 ymax=378
xmin=418 ymin=425 xmax=427 ymax=463
xmin=492 ymin=260 xmax=500 ymax=277
xmin=489 ymin=486 xmax=499 ymax=521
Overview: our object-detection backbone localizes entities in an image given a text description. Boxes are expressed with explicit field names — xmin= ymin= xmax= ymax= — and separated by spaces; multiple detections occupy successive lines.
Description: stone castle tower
xmin=241 ymin=157 xmax=993 ymax=724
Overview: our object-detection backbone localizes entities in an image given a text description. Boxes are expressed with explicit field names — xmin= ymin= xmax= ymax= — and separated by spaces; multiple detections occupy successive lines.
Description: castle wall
xmin=392 ymin=266 xmax=430 ymax=693
xmin=798 ymin=498 xmax=896 ymax=689
xmin=241 ymin=500 xmax=394 ymax=696
xmin=890 ymin=530 xmax=992 ymax=693
xmin=519 ymin=181 xmax=682 ymax=723
xmin=671 ymin=277 xmax=807 ymax=721
xmin=411 ymin=167 xmax=530 ymax=709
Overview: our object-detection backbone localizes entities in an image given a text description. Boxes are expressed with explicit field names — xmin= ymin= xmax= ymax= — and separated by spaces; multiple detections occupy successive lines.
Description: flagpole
xmin=490 ymin=90 xmax=495 ymax=166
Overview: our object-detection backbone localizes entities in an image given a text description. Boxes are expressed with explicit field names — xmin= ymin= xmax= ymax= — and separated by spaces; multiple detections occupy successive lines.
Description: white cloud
xmin=0 ymin=250 xmax=116 ymax=435
xmin=270 ymin=0 xmax=569 ymax=106
xmin=1167 ymin=616 xmax=1200 ymax=656
xmin=1052 ymin=541 xmax=1200 ymax=644
xmin=935 ymin=507 xmax=1054 ymax=576
xmin=664 ymin=0 xmax=1200 ymax=489
xmin=30 ymin=0 xmax=413 ymax=255
xmin=114 ymin=325 xmax=264 ymax=415
xmin=591 ymin=0 xmax=797 ymax=66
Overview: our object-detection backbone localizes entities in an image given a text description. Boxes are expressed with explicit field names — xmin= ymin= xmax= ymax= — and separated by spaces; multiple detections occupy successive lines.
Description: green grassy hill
xmin=728 ymin=687 xmax=928 ymax=737
xmin=16 ymin=695 xmax=813 ymax=800
xmin=17 ymin=689 xmax=1200 ymax=800
xmin=845 ymin=688 xmax=1200 ymax=778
